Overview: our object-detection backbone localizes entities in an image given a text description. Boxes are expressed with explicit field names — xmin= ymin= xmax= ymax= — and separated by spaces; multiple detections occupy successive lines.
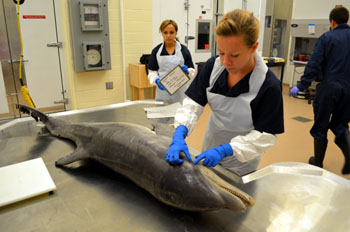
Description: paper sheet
xmin=308 ymin=24 xmax=315 ymax=35
xmin=159 ymin=65 xmax=190 ymax=95
xmin=144 ymin=102 xmax=182 ymax=118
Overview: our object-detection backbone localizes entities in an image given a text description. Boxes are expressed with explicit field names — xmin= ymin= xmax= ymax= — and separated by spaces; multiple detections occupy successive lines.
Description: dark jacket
xmin=297 ymin=24 xmax=350 ymax=91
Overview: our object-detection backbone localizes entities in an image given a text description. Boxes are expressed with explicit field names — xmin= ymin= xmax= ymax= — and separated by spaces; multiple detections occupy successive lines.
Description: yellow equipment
xmin=16 ymin=0 xmax=35 ymax=108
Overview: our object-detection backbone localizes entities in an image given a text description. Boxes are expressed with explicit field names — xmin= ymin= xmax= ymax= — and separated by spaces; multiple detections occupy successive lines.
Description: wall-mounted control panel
xmin=80 ymin=3 xmax=103 ymax=31
xmin=69 ymin=0 xmax=111 ymax=72
xmin=195 ymin=19 xmax=212 ymax=53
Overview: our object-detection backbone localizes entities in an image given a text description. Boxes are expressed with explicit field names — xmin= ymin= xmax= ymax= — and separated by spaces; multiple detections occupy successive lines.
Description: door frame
xmin=0 ymin=0 xmax=68 ymax=121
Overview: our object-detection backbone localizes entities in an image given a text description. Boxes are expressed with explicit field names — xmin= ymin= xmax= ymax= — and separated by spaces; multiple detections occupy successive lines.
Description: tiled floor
xmin=186 ymin=84 xmax=350 ymax=180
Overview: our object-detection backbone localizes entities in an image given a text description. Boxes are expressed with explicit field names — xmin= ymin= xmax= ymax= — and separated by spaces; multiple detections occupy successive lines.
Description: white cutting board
xmin=0 ymin=158 xmax=56 ymax=207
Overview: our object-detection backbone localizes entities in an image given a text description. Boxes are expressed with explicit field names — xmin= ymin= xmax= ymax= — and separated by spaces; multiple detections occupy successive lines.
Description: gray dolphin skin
xmin=16 ymin=104 xmax=254 ymax=212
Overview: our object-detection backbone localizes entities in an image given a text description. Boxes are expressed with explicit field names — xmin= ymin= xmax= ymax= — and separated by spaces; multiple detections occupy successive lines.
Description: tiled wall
xmin=123 ymin=0 xmax=153 ymax=100
xmin=61 ymin=0 xmax=153 ymax=109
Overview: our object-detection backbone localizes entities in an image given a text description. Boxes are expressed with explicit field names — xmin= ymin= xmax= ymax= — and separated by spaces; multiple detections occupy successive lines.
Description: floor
xmin=186 ymin=84 xmax=350 ymax=180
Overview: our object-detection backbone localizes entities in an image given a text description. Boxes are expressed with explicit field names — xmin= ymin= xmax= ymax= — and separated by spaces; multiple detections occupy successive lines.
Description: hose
xmin=16 ymin=0 xmax=36 ymax=108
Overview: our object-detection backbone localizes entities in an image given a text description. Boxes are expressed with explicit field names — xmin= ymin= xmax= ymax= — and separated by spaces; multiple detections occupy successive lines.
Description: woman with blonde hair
xmin=165 ymin=9 xmax=284 ymax=176
xmin=147 ymin=19 xmax=195 ymax=104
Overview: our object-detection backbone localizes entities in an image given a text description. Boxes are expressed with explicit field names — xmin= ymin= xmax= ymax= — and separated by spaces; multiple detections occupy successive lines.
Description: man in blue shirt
xmin=290 ymin=6 xmax=350 ymax=174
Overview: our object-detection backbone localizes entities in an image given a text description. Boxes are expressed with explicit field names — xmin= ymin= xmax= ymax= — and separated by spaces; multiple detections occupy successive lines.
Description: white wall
xmin=152 ymin=1 xmax=188 ymax=46
xmin=223 ymin=0 xmax=241 ymax=11
xmin=293 ymin=0 xmax=350 ymax=19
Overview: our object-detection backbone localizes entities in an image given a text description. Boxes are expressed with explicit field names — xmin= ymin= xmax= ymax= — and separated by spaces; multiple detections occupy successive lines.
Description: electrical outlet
xmin=106 ymin=82 xmax=113 ymax=89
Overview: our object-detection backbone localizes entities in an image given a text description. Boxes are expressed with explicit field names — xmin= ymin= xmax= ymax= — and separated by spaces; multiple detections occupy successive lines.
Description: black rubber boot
xmin=335 ymin=130 xmax=350 ymax=175
xmin=308 ymin=139 xmax=327 ymax=168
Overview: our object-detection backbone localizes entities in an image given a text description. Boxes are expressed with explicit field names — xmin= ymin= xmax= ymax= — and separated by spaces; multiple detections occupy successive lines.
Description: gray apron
xmin=202 ymin=52 xmax=268 ymax=176
xmin=156 ymin=41 xmax=190 ymax=104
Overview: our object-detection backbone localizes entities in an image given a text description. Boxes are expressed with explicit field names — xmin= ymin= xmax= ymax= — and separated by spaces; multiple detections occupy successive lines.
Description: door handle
xmin=47 ymin=42 xmax=62 ymax=48
xmin=185 ymin=35 xmax=195 ymax=44
xmin=8 ymin=59 xmax=28 ymax=63
xmin=54 ymin=98 xmax=68 ymax=104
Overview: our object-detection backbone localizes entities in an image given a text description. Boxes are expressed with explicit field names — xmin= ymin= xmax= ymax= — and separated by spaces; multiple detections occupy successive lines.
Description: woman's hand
xmin=155 ymin=78 xmax=166 ymax=90
xmin=193 ymin=144 xmax=233 ymax=167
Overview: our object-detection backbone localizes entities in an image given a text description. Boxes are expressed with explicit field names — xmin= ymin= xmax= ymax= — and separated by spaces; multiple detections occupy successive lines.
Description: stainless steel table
xmin=1 ymin=101 xmax=350 ymax=232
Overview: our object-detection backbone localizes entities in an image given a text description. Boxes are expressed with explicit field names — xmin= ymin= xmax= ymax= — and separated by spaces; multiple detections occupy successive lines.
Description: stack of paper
xmin=144 ymin=102 xmax=182 ymax=118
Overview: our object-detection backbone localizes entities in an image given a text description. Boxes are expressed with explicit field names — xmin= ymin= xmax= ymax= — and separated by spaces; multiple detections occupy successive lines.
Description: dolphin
xmin=16 ymin=104 xmax=254 ymax=211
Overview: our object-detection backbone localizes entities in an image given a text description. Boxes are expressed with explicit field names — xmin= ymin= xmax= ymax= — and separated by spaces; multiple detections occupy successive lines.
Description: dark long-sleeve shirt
xmin=297 ymin=24 xmax=350 ymax=91
xmin=148 ymin=43 xmax=194 ymax=71
xmin=185 ymin=56 xmax=284 ymax=135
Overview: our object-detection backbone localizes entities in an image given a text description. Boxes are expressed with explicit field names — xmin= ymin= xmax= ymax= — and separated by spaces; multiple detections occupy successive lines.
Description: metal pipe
xmin=52 ymin=0 xmax=68 ymax=110
xmin=120 ymin=0 xmax=127 ymax=101
xmin=242 ymin=0 xmax=248 ymax=10
xmin=184 ymin=0 xmax=190 ymax=46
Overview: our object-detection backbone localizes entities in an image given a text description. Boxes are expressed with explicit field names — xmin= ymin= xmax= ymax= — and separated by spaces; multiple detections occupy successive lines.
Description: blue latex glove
xmin=181 ymin=65 xmax=189 ymax=75
xmin=155 ymin=78 xmax=166 ymax=90
xmin=165 ymin=125 xmax=192 ymax=164
xmin=193 ymin=144 xmax=233 ymax=167
xmin=289 ymin=86 xmax=299 ymax=97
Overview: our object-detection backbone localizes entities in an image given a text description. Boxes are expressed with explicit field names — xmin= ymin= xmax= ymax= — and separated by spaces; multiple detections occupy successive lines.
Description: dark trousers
xmin=310 ymin=82 xmax=350 ymax=142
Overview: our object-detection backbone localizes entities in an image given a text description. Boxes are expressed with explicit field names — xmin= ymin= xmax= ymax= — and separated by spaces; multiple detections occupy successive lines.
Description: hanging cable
xmin=16 ymin=0 xmax=36 ymax=107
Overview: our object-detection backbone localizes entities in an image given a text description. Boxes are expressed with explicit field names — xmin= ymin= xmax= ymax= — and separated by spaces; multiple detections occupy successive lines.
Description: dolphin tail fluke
xmin=16 ymin=104 xmax=49 ymax=123
xmin=55 ymin=147 xmax=89 ymax=167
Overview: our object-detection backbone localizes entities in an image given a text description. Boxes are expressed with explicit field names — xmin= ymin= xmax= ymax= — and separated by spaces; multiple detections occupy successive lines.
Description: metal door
xmin=152 ymin=0 xmax=214 ymax=64
xmin=152 ymin=0 xmax=265 ymax=65
xmin=0 ymin=0 xmax=66 ymax=121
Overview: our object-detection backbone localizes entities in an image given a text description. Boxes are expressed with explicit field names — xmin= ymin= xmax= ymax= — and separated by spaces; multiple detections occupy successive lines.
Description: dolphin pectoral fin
xmin=38 ymin=126 xmax=51 ymax=136
xmin=55 ymin=147 xmax=89 ymax=167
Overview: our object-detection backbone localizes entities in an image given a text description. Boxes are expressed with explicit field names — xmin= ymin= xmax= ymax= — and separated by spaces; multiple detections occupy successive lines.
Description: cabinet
xmin=129 ymin=63 xmax=156 ymax=100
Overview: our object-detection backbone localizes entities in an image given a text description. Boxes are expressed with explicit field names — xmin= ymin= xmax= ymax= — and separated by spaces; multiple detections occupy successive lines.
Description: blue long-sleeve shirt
xmin=297 ymin=24 xmax=350 ymax=91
